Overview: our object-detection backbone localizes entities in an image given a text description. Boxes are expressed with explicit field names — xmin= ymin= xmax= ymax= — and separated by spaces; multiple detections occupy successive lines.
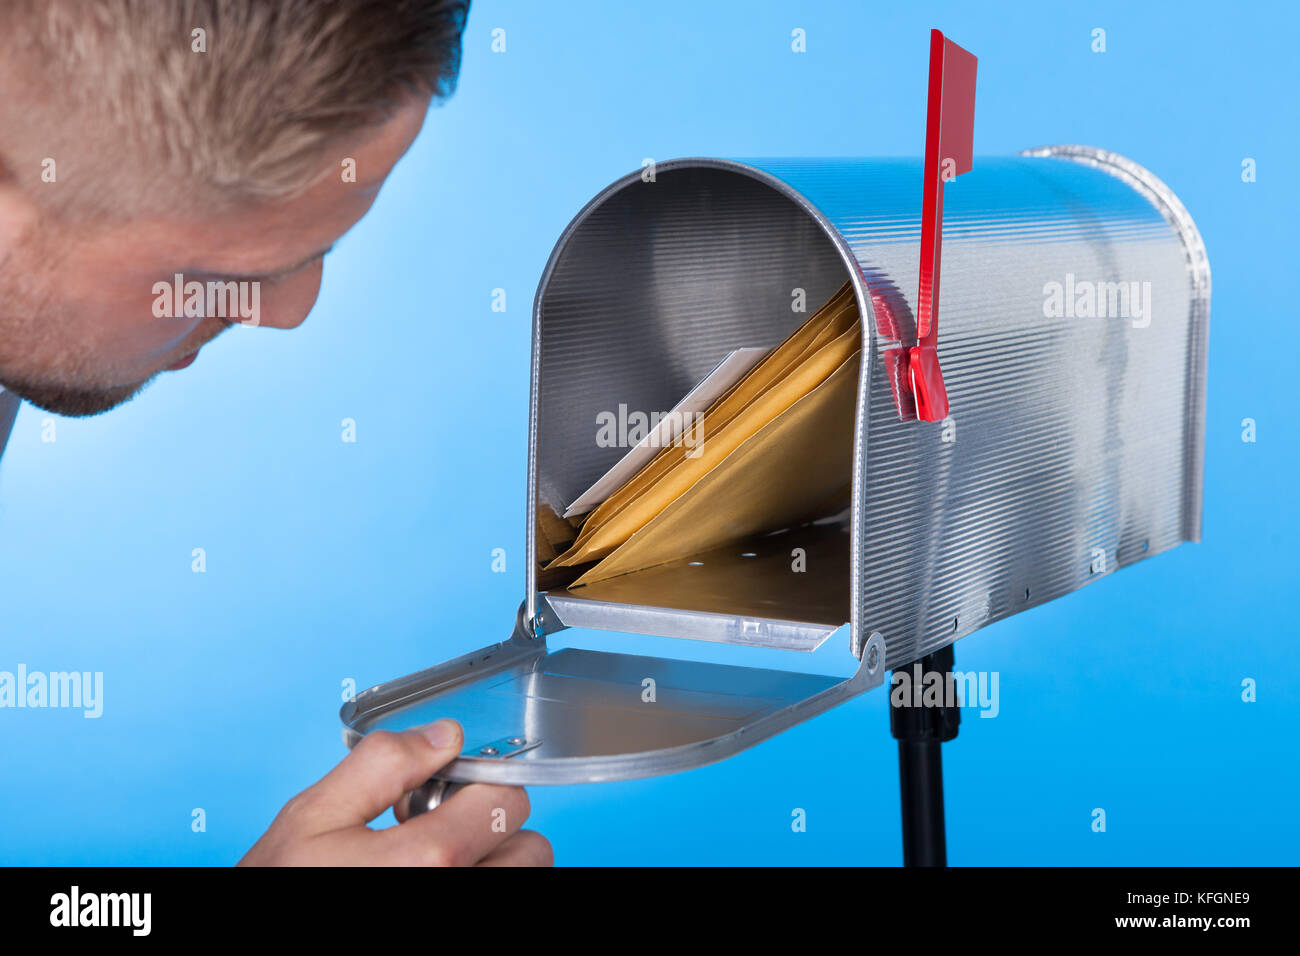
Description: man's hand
xmin=239 ymin=720 xmax=552 ymax=866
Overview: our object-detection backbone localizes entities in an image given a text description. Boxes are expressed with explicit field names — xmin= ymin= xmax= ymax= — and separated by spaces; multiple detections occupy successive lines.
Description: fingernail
xmin=420 ymin=719 xmax=461 ymax=749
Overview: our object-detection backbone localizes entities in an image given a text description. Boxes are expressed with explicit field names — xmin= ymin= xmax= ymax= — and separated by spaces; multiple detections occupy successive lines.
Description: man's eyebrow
xmin=189 ymin=244 xmax=335 ymax=281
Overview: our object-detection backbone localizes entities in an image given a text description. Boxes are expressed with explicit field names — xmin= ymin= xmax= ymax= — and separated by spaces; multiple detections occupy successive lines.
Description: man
xmin=0 ymin=0 xmax=551 ymax=867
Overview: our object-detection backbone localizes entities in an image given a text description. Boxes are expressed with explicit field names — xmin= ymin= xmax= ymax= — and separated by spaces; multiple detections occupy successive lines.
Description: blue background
xmin=1 ymin=0 xmax=1295 ymax=865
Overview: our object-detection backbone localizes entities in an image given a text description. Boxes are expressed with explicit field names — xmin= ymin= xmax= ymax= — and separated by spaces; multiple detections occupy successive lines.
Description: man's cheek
xmin=91 ymin=298 xmax=203 ymax=374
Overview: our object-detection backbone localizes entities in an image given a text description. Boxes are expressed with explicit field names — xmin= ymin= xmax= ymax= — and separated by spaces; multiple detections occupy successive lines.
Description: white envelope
xmin=562 ymin=347 xmax=768 ymax=518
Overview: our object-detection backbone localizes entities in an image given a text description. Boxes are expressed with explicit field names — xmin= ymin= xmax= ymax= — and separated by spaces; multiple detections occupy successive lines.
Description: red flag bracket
xmin=905 ymin=29 xmax=977 ymax=423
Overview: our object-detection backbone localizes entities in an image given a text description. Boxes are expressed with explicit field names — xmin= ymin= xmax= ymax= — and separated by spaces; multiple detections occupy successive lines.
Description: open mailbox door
xmin=340 ymin=33 xmax=1209 ymax=804
xmin=342 ymin=604 xmax=885 ymax=785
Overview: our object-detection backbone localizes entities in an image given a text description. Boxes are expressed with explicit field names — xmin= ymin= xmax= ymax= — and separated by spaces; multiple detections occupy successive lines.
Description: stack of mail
xmin=548 ymin=281 xmax=860 ymax=587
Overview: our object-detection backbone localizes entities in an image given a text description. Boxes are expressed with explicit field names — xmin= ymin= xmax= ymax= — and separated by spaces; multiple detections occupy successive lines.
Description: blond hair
xmin=0 ymin=0 xmax=469 ymax=220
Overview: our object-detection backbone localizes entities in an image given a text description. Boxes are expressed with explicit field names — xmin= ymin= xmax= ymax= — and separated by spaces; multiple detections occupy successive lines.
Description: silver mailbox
xmin=341 ymin=145 xmax=1210 ymax=785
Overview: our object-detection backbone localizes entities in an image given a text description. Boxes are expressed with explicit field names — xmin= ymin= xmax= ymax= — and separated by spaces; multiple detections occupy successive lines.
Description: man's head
xmin=0 ymin=0 xmax=469 ymax=416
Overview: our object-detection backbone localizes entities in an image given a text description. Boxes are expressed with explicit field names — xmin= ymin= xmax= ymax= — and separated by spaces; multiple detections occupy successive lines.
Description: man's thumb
xmin=304 ymin=719 xmax=464 ymax=830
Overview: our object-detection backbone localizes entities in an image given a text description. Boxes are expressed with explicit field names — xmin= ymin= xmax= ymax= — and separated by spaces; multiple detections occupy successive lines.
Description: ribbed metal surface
xmin=531 ymin=168 xmax=847 ymax=511
xmin=527 ymin=149 xmax=1209 ymax=669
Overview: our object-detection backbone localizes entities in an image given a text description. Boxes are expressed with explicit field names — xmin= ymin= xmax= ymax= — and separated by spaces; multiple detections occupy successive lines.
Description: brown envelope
xmin=569 ymin=281 xmax=856 ymax=540
xmin=571 ymin=351 xmax=860 ymax=586
xmin=551 ymin=319 xmax=861 ymax=568
xmin=546 ymin=280 xmax=857 ymax=572
xmin=535 ymin=503 xmax=579 ymax=565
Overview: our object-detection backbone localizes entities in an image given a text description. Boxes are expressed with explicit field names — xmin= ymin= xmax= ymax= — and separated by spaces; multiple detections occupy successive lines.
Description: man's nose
xmin=253 ymin=260 xmax=324 ymax=330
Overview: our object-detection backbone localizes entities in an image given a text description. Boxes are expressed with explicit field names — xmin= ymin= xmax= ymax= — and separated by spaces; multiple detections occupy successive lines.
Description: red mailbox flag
xmin=910 ymin=29 xmax=977 ymax=422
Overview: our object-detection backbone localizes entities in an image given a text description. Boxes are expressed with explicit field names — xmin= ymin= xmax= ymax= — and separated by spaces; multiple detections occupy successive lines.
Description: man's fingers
xmin=476 ymin=829 xmax=554 ymax=867
xmin=294 ymin=721 xmax=464 ymax=831
xmin=301 ymin=819 xmax=551 ymax=868
xmin=378 ymin=783 xmax=531 ymax=866
xmin=242 ymin=728 xmax=551 ymax=867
